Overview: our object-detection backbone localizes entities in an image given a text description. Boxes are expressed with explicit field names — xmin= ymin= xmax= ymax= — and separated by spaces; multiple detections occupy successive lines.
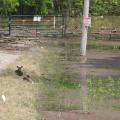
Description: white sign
xmin=33 ymin=16 xmax=37 ymax=21
xmin=83 ymin=17 xmax=91 ymax=27
xmin=33 ymin=16 xmax=41 ymax=22
xmin=37 ymin=16 xmax=41 ymax=21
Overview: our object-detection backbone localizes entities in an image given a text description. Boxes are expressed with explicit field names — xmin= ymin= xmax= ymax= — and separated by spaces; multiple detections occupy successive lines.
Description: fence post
xmin=61 ymin=15 xmax=64 ymax=36
xmin=53 ymin=16 xmax=56 ymax=30
xmin=63 ymin=15 xmax=67 ymax=36
xmin=8 ymin=14 xmax=11 ymax=36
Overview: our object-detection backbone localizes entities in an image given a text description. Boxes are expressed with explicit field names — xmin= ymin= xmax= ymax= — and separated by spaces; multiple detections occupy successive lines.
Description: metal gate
xmin=10 ymin=15 xmax=64 ymax=37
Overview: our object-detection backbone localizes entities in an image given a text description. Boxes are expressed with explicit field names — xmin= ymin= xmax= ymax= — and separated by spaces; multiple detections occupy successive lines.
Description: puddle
xmin=36 ymin=38 xmax=120 ymax=120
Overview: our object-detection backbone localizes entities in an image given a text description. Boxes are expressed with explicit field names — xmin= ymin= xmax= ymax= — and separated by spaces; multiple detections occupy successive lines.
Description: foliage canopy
xmin=0 ymin=0 xmax=119 ymax=15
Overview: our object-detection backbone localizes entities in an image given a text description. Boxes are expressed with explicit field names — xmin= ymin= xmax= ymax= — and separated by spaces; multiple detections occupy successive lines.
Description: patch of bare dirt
xmin=0 ymin=52 xmax=20 ymax=72
xmin=0 ymin=36 xmax=34 ymax=72
xmin=42 ymin=111 xmax=120 ymax=120
xmin=0 ymin=36 xmax=34 ymax=51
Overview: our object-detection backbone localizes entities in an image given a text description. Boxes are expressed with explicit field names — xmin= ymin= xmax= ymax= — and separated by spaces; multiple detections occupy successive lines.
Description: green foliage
xmin=112 ymin=104 xmax=120 ymax=111
xmin=0 ymin=0 xmax=19 ymax=15
xmin=87 ymin=76 xmax=120 ymax=100
xmin=0 ymin=0 xmax=120 ymax=15
xmin=25 ymin=0 xmax=53 ymax=14
xmin=89 ymin=40 xmax=120 ymax=51
xmin=90 ymin=0 xmax=120 ymax=15
xmin=53 ymin=0 xmax=83 ymax=15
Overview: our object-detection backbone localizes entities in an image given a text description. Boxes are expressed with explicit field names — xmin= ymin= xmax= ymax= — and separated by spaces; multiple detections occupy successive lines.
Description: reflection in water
xmin=80 ymin=56 xmax=88 ymax=113
xmin=38 ymin=38 xmax=120 ymax=119
xmin=58 ymin=39 xmax=120 ymax=111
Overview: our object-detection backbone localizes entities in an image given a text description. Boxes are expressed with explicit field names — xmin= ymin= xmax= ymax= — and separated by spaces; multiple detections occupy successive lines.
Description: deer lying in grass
xmin=15 ymin=66 xmax=23 ymax=76
xmin=15 ymin=66 xmax=34 ymax=84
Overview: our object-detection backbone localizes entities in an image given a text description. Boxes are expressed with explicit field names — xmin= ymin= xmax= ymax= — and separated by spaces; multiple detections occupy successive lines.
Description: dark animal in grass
xmin=23 ymin=75 xmax=34 ymax=84
xmin=15 ymin=66 xmax=23 ymax=76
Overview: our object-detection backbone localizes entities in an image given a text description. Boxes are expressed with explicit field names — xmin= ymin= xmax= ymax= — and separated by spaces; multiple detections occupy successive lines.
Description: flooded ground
xmin=36 ymin=37 xmax=120 ymax=120
xmin=0 ymin=36 xmax=120 ymax=120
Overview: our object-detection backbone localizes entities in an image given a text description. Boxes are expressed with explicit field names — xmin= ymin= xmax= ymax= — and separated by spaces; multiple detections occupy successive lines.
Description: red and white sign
xmin=83 ymin=17 xmax=91 ymax=27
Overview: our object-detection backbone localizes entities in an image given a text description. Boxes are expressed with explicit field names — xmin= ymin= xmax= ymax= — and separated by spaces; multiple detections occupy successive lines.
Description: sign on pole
xmin=83 ymin=17 xmax=91 ymax=27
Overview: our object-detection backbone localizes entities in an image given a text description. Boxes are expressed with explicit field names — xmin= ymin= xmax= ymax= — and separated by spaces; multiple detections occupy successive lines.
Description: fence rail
xmin=0 ymin=16 xmax=10 ymax=36
xmin=0 ymin=15 xmax=120 ymax=40
xmin=10 ymin=15 xmax=64 ymax=37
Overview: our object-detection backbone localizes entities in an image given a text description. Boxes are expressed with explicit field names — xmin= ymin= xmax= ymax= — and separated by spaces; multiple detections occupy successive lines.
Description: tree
xmin=53 ymin=0 xmax=83 ymax=16
xmin=0 ymin=0 xmax=19 ymax=15
xmin=25 ymin=0 xmax=53 ymax=14
xmin=90 ymin=0 xmax=120 ymax=15
xmin=0 ymin=0 xmax=119 ymax=15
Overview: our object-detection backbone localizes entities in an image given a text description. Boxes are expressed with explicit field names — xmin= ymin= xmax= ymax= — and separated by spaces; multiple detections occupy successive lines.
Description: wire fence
xmin=64 ymin=16 xmax=120 ymax=40
xmin=0 ymin=15 xmax=120 ymax=40
xmin=10 ymin=15 xmax=64 ymax=37
xmin=0 ymin=16 xmax=10 ymax=36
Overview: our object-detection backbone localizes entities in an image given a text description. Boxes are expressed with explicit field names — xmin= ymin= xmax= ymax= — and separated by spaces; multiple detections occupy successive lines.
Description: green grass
xmin=88 ymin=40 xmax=120 ymax=50
xmin=112 ymin=104 xmax=120 ymax=111
xmin=0 ymin=49 xmax=44 ymax=120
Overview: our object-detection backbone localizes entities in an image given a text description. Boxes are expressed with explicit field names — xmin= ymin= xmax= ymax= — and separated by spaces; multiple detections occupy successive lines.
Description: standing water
xmin=36 ymin=37 xmax=120 ymax=120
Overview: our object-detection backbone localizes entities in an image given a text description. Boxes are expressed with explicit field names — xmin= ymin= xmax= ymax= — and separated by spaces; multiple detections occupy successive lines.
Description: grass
xmin=0 ymin=47 xmax=43 ymax=120
xmin=112 ymin=104 xmax=120 ymax=111
xmin=0 ymin=75 xmax=38 ymax=120
xmin=88 ymin=40 xmax=120 ymax=50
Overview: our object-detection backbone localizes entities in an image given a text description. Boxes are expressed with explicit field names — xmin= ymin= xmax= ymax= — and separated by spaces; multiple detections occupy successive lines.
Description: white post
xmin=80 ymin=57 xmax=88 ymax=113
xmin=54 ymin=16 xmax=56 ymax=30
xmin=80 ymin=0 xmax=90 ymax=56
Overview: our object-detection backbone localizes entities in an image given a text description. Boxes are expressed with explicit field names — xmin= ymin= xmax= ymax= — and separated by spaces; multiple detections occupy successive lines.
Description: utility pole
xmin=80 ymin=0 xmax=90 ymax=56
